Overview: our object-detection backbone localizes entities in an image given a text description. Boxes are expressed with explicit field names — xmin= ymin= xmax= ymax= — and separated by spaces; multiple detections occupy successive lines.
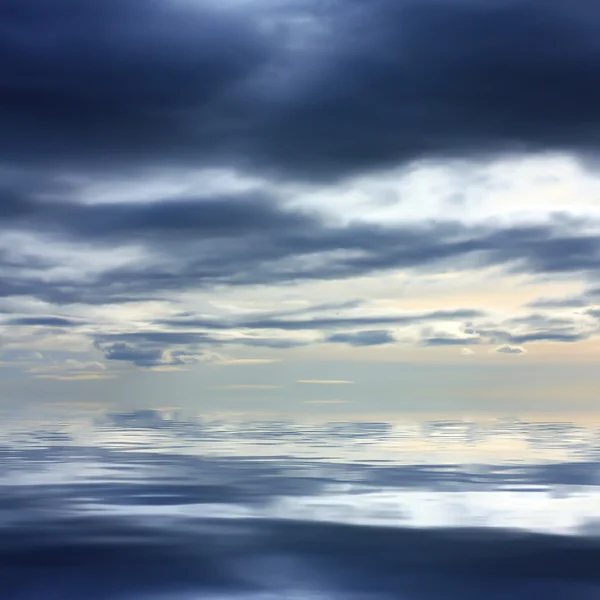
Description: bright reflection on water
xmin=1 ymin=407 xmax=600 ymax=599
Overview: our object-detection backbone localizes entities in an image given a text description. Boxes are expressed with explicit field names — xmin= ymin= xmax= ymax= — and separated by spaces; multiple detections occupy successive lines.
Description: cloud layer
xmin=1 ymin=0 xmax=600 ymax=388
xmin=2 ymin=0 xmax=600 ymax=180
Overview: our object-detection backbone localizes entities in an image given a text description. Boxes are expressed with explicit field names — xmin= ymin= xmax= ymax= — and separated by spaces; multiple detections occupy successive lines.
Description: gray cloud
xmin=85 ymin=307 xmax=485 ymax=367
xmin=162 ymin=308 xmax=486 ymax=332
xmin=97 ymin=341 xmax=211 ymax=369
xmin=4 ymin=316 xmax=84 ymax=327
xmin=505 ymin=314 xmax=580 ymax=329
xmin=93 ymin=332 xmax=217 ymax=368
xmin=419 ymin=311 xmax=598 ymax=349
xmin=95 ymin=332 xmax=216 ymax=346
xmin=484 ymin=330 xmax=589 ymax=345
xmin=496 ymin=345 xmax=526 ymax=355
xmin=261 ymin=299 xmax=367 ymax=320
xmin=325 ymin=330 xmax=396 ymax=346
xmin=0 ymin=189 xmax=313 ymax=243
xmin=92 ymin=331 xmax=308 ymax=367
xmin=235 ymin=337 xmax=308 ymax=349
xmin=88 ymin=304 xmax=596 ymax=369
xmin=3 ymin=0 xmax=600 ymax=378
xmin=528 ymin=287 xmax=600 ymax=310
xmin=71 ymin=301 xmax=600 ymax=369
xmin=1 ymin=0 xmax=600 ymax=181
xmin=421 ymin=336 xmax=480 ymax=347
xmin=2 ymin=188 xmax=600 ymax=311
xmin=527 ymin=296 xmax=590 ymax=309
xmin=519 ymin=332 xmax=587 ymax=344
xmin=2 ymin=193 xmax=600 ymax=309
xmin=100 ymin=342 xmax=166 ymax=368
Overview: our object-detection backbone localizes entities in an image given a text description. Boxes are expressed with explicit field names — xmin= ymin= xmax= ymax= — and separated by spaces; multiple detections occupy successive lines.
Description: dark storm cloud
xmin=1 ymin=0 xmax=600 ymax=180
xmin=0 ymin=0 xmax=272 ymax=174
xmin=325 ymin=330 xmax=396 ymax=346
xmin=0 ymin=190 xmax=313 ymax=242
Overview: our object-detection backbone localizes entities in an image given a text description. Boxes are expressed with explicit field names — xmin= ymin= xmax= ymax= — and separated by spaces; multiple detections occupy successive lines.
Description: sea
xmin=2 ymin=405 xmax=600 ymax=599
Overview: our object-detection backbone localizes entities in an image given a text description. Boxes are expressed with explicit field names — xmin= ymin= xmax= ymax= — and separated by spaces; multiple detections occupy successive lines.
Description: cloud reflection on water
xmin=1 ymin=408 xmax=600 ymax=599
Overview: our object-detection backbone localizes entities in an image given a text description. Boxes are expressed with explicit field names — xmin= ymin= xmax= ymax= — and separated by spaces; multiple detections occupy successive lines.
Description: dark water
xmin=2 ymin=407 xmax=600 ymax=599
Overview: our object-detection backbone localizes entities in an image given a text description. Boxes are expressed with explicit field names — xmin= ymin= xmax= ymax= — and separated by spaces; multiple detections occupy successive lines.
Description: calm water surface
xmin=2 ymin=407 xmax=600 ymax=599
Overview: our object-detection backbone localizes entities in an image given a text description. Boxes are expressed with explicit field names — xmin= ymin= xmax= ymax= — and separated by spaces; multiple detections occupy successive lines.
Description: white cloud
xmin=297 ymin=380 xmax=355 ymax=385
xmin=34 ymin=372 xmax=116 ymax=381
xmin=210 ymin=385 xmax=283 ymax=390
xmin=217 ymin=358 xmax=282 ymax=365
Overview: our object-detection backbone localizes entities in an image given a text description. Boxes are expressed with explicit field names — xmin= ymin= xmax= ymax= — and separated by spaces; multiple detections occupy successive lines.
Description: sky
xmin=2 ymin=0 xmax=600 ymax=414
